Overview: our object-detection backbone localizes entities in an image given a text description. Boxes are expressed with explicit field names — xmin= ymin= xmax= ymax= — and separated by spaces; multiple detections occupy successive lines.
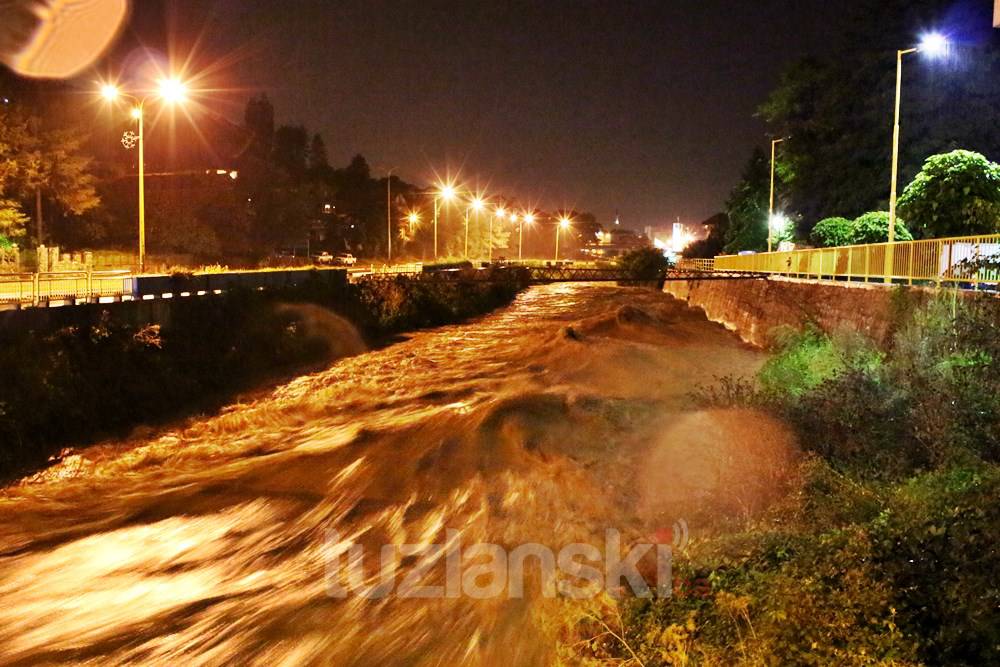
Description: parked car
xmin=334 ymin=253 xmax=357 ymax=266
xmin=314 ymin=252 xmax=334 ymax=265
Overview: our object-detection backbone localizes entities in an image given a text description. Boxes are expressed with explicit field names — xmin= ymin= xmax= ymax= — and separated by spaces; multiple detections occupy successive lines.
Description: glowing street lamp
xmin=99 ymin=77 xmax=190 ymax=273
xmin=519 ymin=212 xmax=535 ymax=261
xmin=555 ymin=216 xmax=572 ymax=262
xmin=886 ymin=32 xmax=949 ymax=281
xmin=769 ymin=213 xmax=789 ymax=242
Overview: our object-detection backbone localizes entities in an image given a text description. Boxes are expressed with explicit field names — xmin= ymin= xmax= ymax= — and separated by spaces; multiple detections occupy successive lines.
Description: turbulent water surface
xmin=0 ymin=284 xmax=782 ymax=666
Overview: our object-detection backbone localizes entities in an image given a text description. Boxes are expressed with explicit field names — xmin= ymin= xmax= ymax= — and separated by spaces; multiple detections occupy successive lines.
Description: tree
xmin=759 ymin=1 xmax=1000 ymax=225
xmin=0 ymin=106 xmax=98 ymax=243
xmin=849 ymin=211 xmax=913 ymax=245
xmin=683 ymin=213 xmax=729 ymax=258
xmin=0 ymin=199 xmax=28 ymax=246
xmin=724 ymin=149 xmax=771 ymax=253
xmin=244 ymin=94 xmax=275 ymax=159
xmin=897 ymin=150 xmax=1000 ymax=238
xmin=618 ymin=246 xmax=671 ymax=280
xmin=273 ymin=125 xmax=309 ymax=179
xmin=810 ymin=217 xmax=854 ymax=247
xmin=309 ymin=133 xmax=329 ymax=172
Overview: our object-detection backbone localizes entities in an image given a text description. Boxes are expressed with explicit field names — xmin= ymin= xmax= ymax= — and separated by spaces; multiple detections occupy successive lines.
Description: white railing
xmin=0 ymin=271 xmax=135 ymax=307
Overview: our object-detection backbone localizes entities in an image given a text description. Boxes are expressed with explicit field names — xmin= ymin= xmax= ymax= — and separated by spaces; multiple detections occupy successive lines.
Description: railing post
xmin=864 ymin=247 xmax=870 ymax=283
xmin=32 ymin=272 xmax=40 ymax=307
xmin=946 ymin=241 xmax=953 ymax=287
xmin=907 ymin=244 xmax=914 ymax=286
xmin=974 ymin=240 xmax=981 ymax=292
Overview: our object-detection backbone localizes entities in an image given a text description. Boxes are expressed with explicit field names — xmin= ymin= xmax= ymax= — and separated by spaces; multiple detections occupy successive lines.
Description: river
xmin=0 ymin=283 xmax=782 ymax=666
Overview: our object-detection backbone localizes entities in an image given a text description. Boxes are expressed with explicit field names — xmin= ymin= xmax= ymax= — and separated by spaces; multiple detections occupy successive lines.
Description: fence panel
xmin=714 ymin=234 xmax=1000 ymax=286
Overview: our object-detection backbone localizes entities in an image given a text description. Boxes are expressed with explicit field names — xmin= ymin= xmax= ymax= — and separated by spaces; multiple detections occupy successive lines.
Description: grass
xmin=561 ymin=292 xmax=1000 ymax=665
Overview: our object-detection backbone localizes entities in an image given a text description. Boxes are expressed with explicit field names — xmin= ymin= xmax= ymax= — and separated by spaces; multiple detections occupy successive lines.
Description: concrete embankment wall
xmin=663 ymin=277 xmax=954 ymax=348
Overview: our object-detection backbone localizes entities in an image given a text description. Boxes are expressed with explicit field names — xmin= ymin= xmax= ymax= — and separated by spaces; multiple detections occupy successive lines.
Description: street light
xmin=555 ymin=216 xmax=572 ymax=262
xmin=519 ymin=212 xmax=535 ymax=261
xmin=466 ymin=195 xmax=486 ymax=259
xmin=383 ymin=167 xmax=397 ymax=263
xmin=100 ymin=77 xmax=190 ymax=273
xmin=432 ymin=183 xmax=458 ymax=261
xmin=886 ymin=32 xmax=949 ymax=282
xmin=768 ymin=137 xmax=784 ymax=253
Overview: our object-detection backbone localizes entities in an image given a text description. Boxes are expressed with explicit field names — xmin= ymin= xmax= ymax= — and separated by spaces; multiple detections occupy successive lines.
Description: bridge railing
xmin=0 ymin=270 xmax=135 ymax=307
xmin=676 ymin=258 xmax=715 ymax=272
xmin=715 ymin=234 xmax=1000 ymax=288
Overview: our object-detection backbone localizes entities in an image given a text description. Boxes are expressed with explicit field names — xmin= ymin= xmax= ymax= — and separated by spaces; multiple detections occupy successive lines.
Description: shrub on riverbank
xmin=564 ymin=293 xmax=1000 ymax=665
xmin=0 ymin=269 xmax=529 ymax=479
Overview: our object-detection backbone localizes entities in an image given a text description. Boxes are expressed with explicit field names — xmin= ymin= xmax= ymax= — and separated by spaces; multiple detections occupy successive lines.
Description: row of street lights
xmin=98 ymin=76 xmax=569 ymax=270
xmin=407 ymin=184 xmax=572 ymax=262
xmin=767 ymin=32 xmax=951 ymax=277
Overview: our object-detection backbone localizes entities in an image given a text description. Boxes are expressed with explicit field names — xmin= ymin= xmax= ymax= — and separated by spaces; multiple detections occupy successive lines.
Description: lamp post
xmin=101 ymin=79 xmax=188 ymax=274
xmin=520 ymin=212 xmax=535 ymax=261
xmin=492 ymin=207 xmax=507 ymax=264
xmin=886 ymin=32 xmax=949 ymax=282
xmin=384 ymin=167 xmax=396 ymax=263
xmin=490 ymin=208 xmax=517 ymax=264
xmin=432 ymin=184 xmax=457 ymax=261
xmin=768 ymin=137 xmax=784 ymax=253
xmin=467 ymin=196 xmax=485 ymax=260
xmin=555 ymin=216 xmax=571 ymax=262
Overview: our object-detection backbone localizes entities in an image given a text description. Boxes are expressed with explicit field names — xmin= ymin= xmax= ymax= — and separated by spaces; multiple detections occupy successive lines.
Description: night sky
xmin=125 ymin=1 xmax=845 ymax=228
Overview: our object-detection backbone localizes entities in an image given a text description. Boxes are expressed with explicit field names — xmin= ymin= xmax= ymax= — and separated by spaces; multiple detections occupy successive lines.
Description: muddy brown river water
xmin=0 ymin=283 xmax=788 ymax=666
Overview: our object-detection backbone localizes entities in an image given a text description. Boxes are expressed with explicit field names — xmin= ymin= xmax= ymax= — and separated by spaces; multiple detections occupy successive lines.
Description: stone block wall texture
xmin=663 ymin=277 xmax=956 ymax=348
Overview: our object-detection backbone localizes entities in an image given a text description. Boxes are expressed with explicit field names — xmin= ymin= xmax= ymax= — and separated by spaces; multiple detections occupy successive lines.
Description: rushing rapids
xmin=0 ymin=283 xmax=793 ymax=666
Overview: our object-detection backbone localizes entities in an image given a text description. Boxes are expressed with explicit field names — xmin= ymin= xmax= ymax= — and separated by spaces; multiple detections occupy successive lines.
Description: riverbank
xmin=0 ymin=267 xmax=529 ymax=479
xmin=563 ymin=291 xmax=1000 ymax=665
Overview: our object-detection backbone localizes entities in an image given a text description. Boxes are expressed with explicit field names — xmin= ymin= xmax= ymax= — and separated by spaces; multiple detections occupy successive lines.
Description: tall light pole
xmin=768 ymin=137 xmax=784 ymax=253
xmin=467 ymin=196 xmax=485 ymax=260
xmin=101 ymin=78 xmax=188 ymax=274
xmin=384 ymin=167 xmax=396 ymax=263
xmin=520 ymin=212 xmax=535 ymax=261
xmin=433 ymin=184 xmax=457 ymax=261
xmin=555 ymin=216 xmax=571 ymax=262
xmin=492 ymin=207 xmax=507 ymax=264
xmin=886 ymin=32 xmax=949 ymax=282
xmin=490 ymin=209 xmax=508 ymax=264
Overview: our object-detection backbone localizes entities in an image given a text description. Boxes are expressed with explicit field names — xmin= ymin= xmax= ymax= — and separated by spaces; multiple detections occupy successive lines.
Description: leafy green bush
xmin=849 ymin=211 xmax=913 ymax=245
xmin=0 ymin=199 xmax=29 ymax=246
xmin=563 ymin=295 xmax=1000 ymax=665
xmin=810 ymin=216 xmax=853 ymax=247
xmin=898 ymin=150 xmax=1000 ymax=238
xmin=617 ymin=246 xmax=671 ymax=280
xmin=758 ymin=327 xmax=844 ymax=397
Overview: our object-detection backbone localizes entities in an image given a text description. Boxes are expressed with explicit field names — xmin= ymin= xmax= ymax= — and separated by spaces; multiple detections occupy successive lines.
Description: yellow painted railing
xmin=715 ymin=234 xmax=1000 ymax=287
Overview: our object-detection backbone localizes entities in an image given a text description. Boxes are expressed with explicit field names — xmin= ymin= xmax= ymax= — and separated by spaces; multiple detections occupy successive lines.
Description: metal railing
xmin=0 ymin=270 xmax=135 ymax=307
xmin=715 ymin=234 xmax=1000 ymax=288
xmin=676 ymin=258 xmax=715 ymax=272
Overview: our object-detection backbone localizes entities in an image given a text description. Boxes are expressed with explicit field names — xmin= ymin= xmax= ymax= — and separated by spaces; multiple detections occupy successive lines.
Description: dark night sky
xmin=129 ymin=1 xmax=846 ymax=228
